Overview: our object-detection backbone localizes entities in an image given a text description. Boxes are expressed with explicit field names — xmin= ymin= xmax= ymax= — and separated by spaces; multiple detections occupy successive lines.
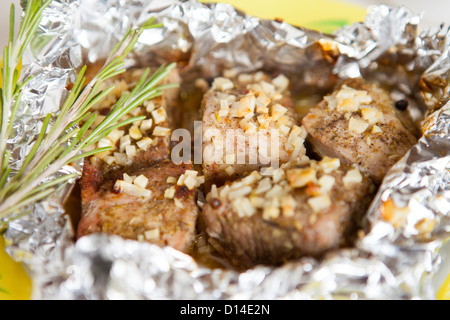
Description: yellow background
xmin=206 ymin=0 xmax=368 ymax=33
xmin=0 ymin=236 xmax=32 ymax=300
xmin=1 ymin=0 xmax=448 ymax=300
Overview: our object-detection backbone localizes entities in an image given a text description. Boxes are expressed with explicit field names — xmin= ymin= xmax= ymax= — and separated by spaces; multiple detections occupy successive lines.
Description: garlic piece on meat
xmin=151 ymin=107 xmax=167 ymax=124
xmin=152 ymin=126 xmax=171 ymax=136
xmin=286 ymin=167 xmax=317 ymax=188
xmin=319 ymin=157 xmax=340 ymax=173
xmin=144 ymin=228 xmax=160 ymax=241
xmin=136 ymin=137 xmax=153 ymax=150
xmin=343 ymin=168 xmax=363 ymax=187
xmin=272 ymin=74 xmax=289 ymax=93
xmin=164 ymin=186 xmax=176 ymax=199
xmin=133 ymin=175 xmax=149 ymax=189
xmin=114 ymin=180 xmax=152 ymax=198
xmin=361 ymin=107 xmax=383 ymax=124
xmin=307 ymin=194 xmax=331 ymax=213
xmin=348 ymin=117 xmax=369 ymax=134
xmin=129 ymin=125 xmax=142 ymax=140
xmin=212 ymin=77 xmax=234 ymax=91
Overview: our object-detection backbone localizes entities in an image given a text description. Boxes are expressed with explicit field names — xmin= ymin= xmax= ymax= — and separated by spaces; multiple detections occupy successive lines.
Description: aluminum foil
xmin=3 ymin=0 xmax=450 ymax=300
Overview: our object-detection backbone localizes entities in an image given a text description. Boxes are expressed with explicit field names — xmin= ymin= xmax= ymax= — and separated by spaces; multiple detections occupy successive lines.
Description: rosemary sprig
xmin=0 ymin=0 xmax=177 ymax=229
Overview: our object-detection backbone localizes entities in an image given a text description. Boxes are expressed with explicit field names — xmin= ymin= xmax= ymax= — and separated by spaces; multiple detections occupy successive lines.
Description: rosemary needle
xmin=0 ymin=0 xmax=177 ymax=229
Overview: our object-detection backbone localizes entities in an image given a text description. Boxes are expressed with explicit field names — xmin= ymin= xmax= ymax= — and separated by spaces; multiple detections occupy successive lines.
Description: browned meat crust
xmin=302 ymin=78 xmax=417 ymax=184
xmin=77 ymin=67 xmax=200 ymax=253
xmin=77 ymin=160 xmax=199 ymax=253
xmin=201 ymin=158 xmax=375 ymax=269
xmin=200 ymin=71 xmax=308 ymax=189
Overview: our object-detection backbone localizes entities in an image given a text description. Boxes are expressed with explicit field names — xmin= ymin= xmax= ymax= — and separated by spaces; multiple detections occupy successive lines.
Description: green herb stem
xmin=0 ymin=0 xmax=178 ymax=229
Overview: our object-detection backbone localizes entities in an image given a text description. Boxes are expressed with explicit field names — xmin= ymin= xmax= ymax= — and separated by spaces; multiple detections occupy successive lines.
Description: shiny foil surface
xmin=3 ymin=0 xmax=450 ymax=299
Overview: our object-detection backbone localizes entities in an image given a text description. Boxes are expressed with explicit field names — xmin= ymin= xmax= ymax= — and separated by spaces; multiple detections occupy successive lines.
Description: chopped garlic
xmin=232 ymin=197 xmax=255 ymax=218
xmin=194 ymin=78 xmax=209 ymax=91
xmin=263 ymin=205 xmax=280 ymax=220
xmin=256 ymin=105 xmax=269 ymax=115
xmin=223 ymin=69 xmax=238 ymax=78
xmin=212 ymin=77 xmax=234 ymax=91
xmin=97 ymin=138 xmax=114 ymax=149
xmin=324 ymin=95 xmax=338 ymax=110
xmin=164 ymin=186 xmax=176 ymax=199
xmin=125 ymin=145 xmax=137 ymax=158
xmin=119 ymin=135 xmax=131 ymax=152
xmin=152 ymin=126 xmax=171 ymax=136
xmin=95 ymin=149 xmax=111 ymax=160
xmin=144 ymin=228 xmax=160 ymax=241
xmin=225 ymin=165 xmax=235 ymax=176
xmin=254 ymin=177 xmax=272 ymax=194
xmin=307 ymin=195 xmax=331 ymax=213
xmin=151 ymin=107 xmax=167 ymax=124
xmin=255 ymin=92 xmax=271 ymax=109
xmin=103 ymin=155 xmax=116 ymax=165
xmin=114 ymin=180 xmax=151 ymax=198
xmin=265 ymin=184 xmax=284 ymax=199
xmin=287 ymin=167 xmax=317 ymax=188
xmin=113 ymin=152 xmax=130 ymax=166
xmin=133 ymin=174 xmax=149 ymax=189
xmin=348 ymin=117 xmax=369 ymax=134
xmin=336 ymin=85 xmax=372 ymax=113
xmin=129 ymin=106 xmax=143 ymax=117
xmin=278 ymin=124 xmax=291 ymax=135
xmin=343 ymin=168 xmax=363 ymax=187
xmin=174 ymin=198 xmax=184 ymax=208
xmin=140 ymin=119 xmax=153 ymax=132
xmin=145 ymin=101 xmax=156 ymax=113
xmin=166 ymin=176 xmax=177 ymax=184
xmin=106 ymin=129 xmax=125 ymax=144
xmin=237 ymin=73 xmax=253 ymax=84
xmin=216 ymin=109 xmax=228 ymax=122
xmin=319 ymin=157 xmax=340 ymax=173
xmin=113 ymin=80 xmax=128 ymax=97
xmin=136 ymin=137 xmax=153 ymax=150
xmin=257 ymin=114 xmax=271 ymax=129
xmin=372 ymin=125 xmax=382 ymax=134
xmin=210 ymin=184 xmax=219 ymax=199
xmin=228 ymin=186 xmax=252 ymax=200
xmin=220 ymin=99 xmax=230 ymax=109
xmin=237 ymin=94 xmax=256 ymax=118
xmin=196 ymin=175 xmax=205 ymax=187
xmin=260 ymin=81 xmax=276 ymax=98
xmin=272 ymin=168 xmax=285 ymax=183
xmin=249 ymin=195 xmax=265 ymax=208
xmin=253 ymin=71 xmax=264 ymax=82
xmin=318 ymin=175 xmax=335 ymax=192
xmin=123 ymin=173 xmax=134 ymax=183
xmin=240 ymin=120 xmax=257 ymax=135
xmin=287 ymin=125 xmax=306 ymax=151
xmin=271 ymin=103 xmax=288 ymax=121
xmin=93 ymin=115 xmax=106 ymax=128
xmin=183 ymin=174 xmax=197 ymax=190
xmin=129 ymin=125 xmax=142 ymax=140
xmin=281 ymin=195 xmax=296 ymax=217
xmin=361 ymin=107 xmax=383 ymax=124
xmin=177 ymin=170 xmax=198 ymax=190
xmin=272 ymin=74 xmax=289 ymax=93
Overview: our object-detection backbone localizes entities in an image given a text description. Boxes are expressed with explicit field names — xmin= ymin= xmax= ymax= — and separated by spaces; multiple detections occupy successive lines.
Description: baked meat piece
xmin=201 ymin=71 xmax=308 ymax=188
xmin=201 ymin=158 xmax=375 ymax=269
xmin=302 ymin=79 xmax=417 ymax=185
xmin=79 ymin=68 xmax=177 ymax=205
xmin=77 ymin=160 xmax=201 ymax=253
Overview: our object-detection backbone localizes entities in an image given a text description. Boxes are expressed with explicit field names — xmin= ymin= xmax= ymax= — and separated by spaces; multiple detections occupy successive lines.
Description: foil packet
xmin=3 ymin=0 xmax=450 ymax=300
